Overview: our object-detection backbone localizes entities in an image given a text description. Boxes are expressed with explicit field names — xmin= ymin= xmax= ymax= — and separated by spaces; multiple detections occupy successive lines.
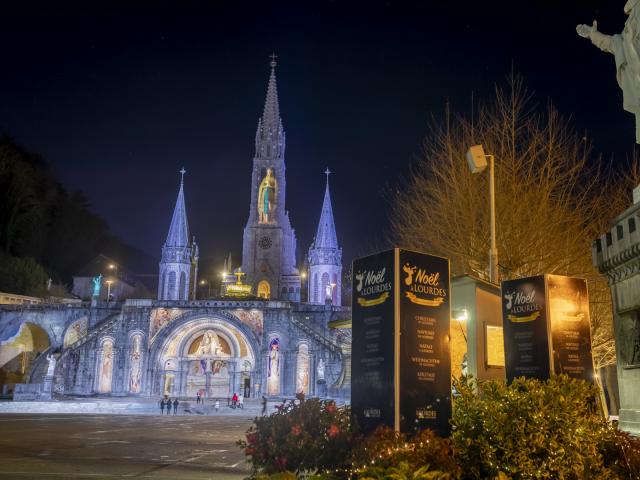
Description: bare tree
xmin=390 ymin=76 xmax=636 ymax=370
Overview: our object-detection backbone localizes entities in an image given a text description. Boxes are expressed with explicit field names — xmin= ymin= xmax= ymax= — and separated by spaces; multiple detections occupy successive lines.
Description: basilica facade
xmin=0 ymin=60 xmax=350 ymax=401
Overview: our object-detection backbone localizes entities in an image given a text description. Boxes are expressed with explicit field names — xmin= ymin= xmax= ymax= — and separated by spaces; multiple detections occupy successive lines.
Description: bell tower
xmin=241 ymin=56 xmax=301 ymax=301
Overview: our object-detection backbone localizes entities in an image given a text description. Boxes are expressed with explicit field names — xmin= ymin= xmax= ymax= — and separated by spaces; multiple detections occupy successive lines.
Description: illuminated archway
xmin=152 ymin=315 xmax=258 ymax=399
xmin=0 ymin=322 xmax=51 ymax=392
xmin=257 ymin=280 xmax=270 ymax=299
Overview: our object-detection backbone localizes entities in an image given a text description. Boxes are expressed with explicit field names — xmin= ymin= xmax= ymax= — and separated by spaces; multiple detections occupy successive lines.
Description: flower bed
xmin=238 ymin=377 xmax=640 ymax=479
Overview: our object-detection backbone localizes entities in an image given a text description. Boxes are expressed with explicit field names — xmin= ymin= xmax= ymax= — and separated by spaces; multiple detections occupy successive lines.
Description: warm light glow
xmin=105 ymin=280 xmax=114 ymax=286
xmin=301 ymin=272 xmax=307 ymax=279
xmin=200 ymin=280 xmax=206 ymax=285
xmin=453 ymin=309 xmax=468 ymax=322
xmin=221 ymin=271 xmax=227 ymax=278
xmin=108 ymin=264 xmax=115 ymax=269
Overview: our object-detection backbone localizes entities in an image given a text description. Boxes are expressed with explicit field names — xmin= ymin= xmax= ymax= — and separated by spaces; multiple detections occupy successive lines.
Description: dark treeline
xmin=0 ymin=136 xmax=155 ymax=297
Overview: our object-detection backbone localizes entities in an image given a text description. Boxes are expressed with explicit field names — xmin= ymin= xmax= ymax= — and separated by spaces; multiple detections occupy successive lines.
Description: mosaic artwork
xmin=63 ymin=317 xmax=88 ymax=348
xmin=230 ymin=309 xmax=263 ymax=335
xmin=149 ymin=308 xmax=183 ymax=343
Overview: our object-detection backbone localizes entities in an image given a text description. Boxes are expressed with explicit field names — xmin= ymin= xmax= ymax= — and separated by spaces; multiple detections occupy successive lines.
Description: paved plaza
xmin=0 ymin=413 xmax=254 ymax=479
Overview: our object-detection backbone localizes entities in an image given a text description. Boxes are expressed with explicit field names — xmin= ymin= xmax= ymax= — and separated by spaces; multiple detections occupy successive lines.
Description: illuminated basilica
xmin=0 ymin=59 xmax=351 ymax=401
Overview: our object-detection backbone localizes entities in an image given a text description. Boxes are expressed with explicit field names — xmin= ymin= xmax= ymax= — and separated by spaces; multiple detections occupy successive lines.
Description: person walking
xmin=196 ymin=392 xmax=201 ymax=404
xmin=238 ymin=394 xmax=244 ymax=409
xmin=232 ymin=392 xmax=238 ymax=408
xmin=215 ymin=399 xmax=220 ymax=413
xmin=160 ymin=398 xmax=165 ymax=415
xmin=173 ymin=398 xmax=179 ymax=415
xmin=261 ymin=395 xmax=267 ymax=415
xmin=166 ymin=398 xmax=171 ymax=415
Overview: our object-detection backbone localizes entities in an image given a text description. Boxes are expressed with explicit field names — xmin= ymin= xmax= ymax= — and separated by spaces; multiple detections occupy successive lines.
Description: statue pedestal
xmin=41 ymin=375 xmax=54 ymax=400
xmin=593 ymin=192 xmax=640 ymax=433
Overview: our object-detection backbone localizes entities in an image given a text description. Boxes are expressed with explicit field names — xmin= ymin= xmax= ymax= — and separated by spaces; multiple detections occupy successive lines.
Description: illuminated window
xmin=257 ymin=280 xmax=271 ymax=299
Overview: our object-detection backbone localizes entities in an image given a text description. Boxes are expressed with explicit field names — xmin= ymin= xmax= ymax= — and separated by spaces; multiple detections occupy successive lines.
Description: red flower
xmin=274 ymin=456 xmax=288 ymax=471
xmin=291 ymin=424 xmax=302 ymax=436
xmin=327 ymin=424 xmax=340 ymax=438
xmin=325 ymin=402 xmax=337 ymax=414
xmin=245 ymin=446 xmax=256 ymax=456
xmin=246 ymin=432 xmax=257 ymax=445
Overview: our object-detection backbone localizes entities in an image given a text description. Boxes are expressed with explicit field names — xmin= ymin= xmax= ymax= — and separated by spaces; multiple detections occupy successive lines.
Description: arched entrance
xmin=152 ymin=315 xmax=258 ymax=399
xmin=0 ymin=322 xmax=50 ymax=393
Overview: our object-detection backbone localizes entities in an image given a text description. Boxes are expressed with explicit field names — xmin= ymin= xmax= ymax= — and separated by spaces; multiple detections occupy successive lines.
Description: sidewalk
xmin=0 ymin=397 xmax=278 ymax=416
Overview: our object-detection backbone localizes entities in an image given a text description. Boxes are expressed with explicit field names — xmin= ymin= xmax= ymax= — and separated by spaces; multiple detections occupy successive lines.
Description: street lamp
xmin=466 ymin=144 xmax=499 ymax=284
xmin=200 ymin=279 xmax=211 ymax=298
xmin=108 ymin=263 xmax=118 ymax=279
xmin=105 ymin=280 xmax=114 ymax=303
xmin=300 ymin=271 xmax=307 ymax=303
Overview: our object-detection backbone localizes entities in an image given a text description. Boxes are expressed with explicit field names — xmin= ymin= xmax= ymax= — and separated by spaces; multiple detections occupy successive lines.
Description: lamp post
xmin=108 ymin=263 xmax=118 ymax=279
xmin=105 ymin=280 xmax=114 ymax=304
xmin=466 ymin=144 xmax=499 ymax=284
xmin=200 ymin=279 xmax=211 ymax=298
xmin=300 ymin=271 xmax=307 ymax=303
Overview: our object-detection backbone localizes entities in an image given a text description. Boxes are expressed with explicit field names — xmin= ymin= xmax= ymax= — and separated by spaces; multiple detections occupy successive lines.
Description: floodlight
xmin=466 ymin=145 xmax=488 ymax=173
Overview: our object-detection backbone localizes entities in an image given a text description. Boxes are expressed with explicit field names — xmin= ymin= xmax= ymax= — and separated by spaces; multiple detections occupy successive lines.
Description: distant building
xmin=72 ymin=254 xmax=142 ymax=301
xmin=0 ymin=59 xmax=350 ymax=400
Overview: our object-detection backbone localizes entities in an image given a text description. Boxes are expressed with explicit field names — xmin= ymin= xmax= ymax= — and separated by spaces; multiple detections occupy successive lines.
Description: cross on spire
xmin=179 ymin=167 xmax=186 ymax=184
xmin=269 ymin=53 xmax=278 ymax=69
xmin=324 ymin=167 xmax=331 ymax=185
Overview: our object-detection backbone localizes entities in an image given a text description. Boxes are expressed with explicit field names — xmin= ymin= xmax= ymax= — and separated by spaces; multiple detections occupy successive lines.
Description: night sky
xmin=0 ymin=1 xmax=634 ymax=277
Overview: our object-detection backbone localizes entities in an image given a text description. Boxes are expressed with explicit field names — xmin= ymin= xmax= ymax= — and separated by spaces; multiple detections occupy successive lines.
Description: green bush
xmin=351 ymin=427 xmax=459 ymax=479
xmin=238 ymin=396 xmax=353 ymax=476
xmin=451 ymin=375 xmax=620 ymax=479
xmin=239 ymin=378 xmax=640 ymax=480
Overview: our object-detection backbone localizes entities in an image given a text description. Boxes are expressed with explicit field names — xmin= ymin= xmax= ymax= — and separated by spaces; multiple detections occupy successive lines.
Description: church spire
xmin=165 ymin=167 xmax=190 ymax=247
xmin=313 ymin=168 xmax=339 ymax=249
xmin=308 ymin=168 xmax=342 ymax=306
xmin=255 ymin=54 xmax=285 ymax=160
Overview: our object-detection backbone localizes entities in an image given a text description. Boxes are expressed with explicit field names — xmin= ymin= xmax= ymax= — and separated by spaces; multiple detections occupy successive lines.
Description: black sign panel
xmin=547 ymin=275 xmax=594 ymax=381
xmin=501 ymin=276 xmax=551 ymax=382
xmin=398 ymin=249 xmax=451 ymax=436
xmin=351 ymin=250 xmax=395 ymax=433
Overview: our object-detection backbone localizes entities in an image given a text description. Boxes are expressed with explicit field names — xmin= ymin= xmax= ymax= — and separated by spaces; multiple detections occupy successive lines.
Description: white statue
xmin=46 ymin=354 xmax=57 ymax=377
xmin=317 ymin=358 xmax=325 ymax=381
xmin=198 ymin=330 xmax=221 ymax=356
xmin=577 ymin=1 xmax=640 ymax=142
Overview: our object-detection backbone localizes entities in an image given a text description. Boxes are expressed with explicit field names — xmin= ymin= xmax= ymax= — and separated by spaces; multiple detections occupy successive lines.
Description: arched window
xmin=313 ymin=273 xmax=319 ymax=303
xmin=179 ymin=271 xmax=187 ymax=300
xmin=168 ymin=271 xmax=177 ymax=299
xmin=257 ymin=280 xmax=271 ymax=300
xmin=159 ymin=271 xmax=165 ymax=299
xmin=321 ymin=272 xmax=330 ymax=302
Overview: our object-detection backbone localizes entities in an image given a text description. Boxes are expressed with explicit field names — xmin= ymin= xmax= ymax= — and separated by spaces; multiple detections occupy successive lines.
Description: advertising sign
xmin=398 ymin=249 xmax=451 ymax=435
xmin=502 ymin=274 xmax=594 ymax=383
xmin=547 ymin=275 xmax=594 ymax=381
xmin=351 ymin=250 xmax=396 ymax=433
xmin=352 ymin=249 xmax=451 ymax=435
xmin=501 ymin=275 xmax=550 ymax=382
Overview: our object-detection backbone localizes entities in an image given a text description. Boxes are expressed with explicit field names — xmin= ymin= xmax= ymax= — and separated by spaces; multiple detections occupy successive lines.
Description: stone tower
xmin=241 ymin=57 xmax=301 ymax=301
xmin=158 ymin=168 xmax=199 ymax=300
xmin=308 ymin=169 xmax=342 ymax=305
